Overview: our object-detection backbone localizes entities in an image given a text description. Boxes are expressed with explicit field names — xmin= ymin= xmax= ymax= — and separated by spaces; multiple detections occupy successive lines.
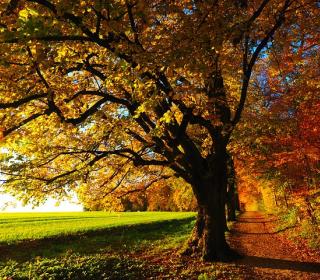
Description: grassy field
xmin=0 ymin=211 xmax=195 ymax=244
xmin=0 ymin=212 xmax=201 ymax=279
xmin=0 ymin=212 xmax=252 ymax=279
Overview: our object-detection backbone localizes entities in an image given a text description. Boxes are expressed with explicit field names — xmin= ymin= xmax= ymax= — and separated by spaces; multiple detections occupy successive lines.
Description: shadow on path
xmin=236 ymin=255 xmax=320 ymax=273
xmin=228 ymin=211 xmax=320 ymax=279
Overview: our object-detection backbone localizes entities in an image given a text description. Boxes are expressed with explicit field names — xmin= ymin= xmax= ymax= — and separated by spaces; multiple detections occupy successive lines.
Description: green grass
xmin=0 ymin=211 xmax=195 ymax=244
xmin=1 ymin=216 xmax=195 ymax=262
xmin=0 ymin=212 xmax=246 ymax=279
xmin=0 ymin=253 xmax=161 ymax=280
xmin=0 ymin=212 xmax=198 ymax=279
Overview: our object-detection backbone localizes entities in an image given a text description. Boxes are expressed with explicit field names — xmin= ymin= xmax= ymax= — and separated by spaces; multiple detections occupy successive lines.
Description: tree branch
xmin=232 ymin=0 xmax=292 ymax=125
xmin=3 ymin=112 xmax=46 ymax=137
xmin=117 ymin=175 xmax=170 ymax=198
xmin=0 ymin=93 xmax=47 ymax=109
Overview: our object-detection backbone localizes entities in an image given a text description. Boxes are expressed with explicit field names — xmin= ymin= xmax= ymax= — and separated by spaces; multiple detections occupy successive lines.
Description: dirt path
xmin=127 ymin=211 xmax=320 ymax=279
xmin=228 ymin=211 xmax=320 ymax=280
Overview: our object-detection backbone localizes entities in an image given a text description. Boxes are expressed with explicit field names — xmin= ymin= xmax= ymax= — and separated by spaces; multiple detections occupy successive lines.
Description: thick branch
xmin=3 ymin=112 xmax=46 ymax=137
xmin=0 ymin=93 xmax=47 ymax=109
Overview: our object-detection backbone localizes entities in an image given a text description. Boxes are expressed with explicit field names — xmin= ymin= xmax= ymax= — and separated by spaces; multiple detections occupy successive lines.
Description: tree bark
xmin=201 ymin=189 xmax=234 ymax=261
xmin=183 ymin=148 xmax=241 ymax=261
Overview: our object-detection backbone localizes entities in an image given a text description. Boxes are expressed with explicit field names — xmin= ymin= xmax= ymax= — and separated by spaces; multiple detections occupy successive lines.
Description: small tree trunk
xmin=305 ymin=198 xmax=317 ymax=225
xmin=226 ymin=183 xmax=237 ymax=222
xmin=235 ymin=190 xmax=240 ymax=211
xmin=226 ymin=153 xmax=237 ymax=221
xmin=227 ymin=195 xmax=236 ymax=221
xmin=224 ymin=204 xmax=230 ymax=231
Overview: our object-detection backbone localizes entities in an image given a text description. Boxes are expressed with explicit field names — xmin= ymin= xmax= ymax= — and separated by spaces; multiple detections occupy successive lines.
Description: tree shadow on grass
xmin=0 ymin=217 xmax=195 ymax=262
xmin=236 ymin=255 xmax=320 ymax=273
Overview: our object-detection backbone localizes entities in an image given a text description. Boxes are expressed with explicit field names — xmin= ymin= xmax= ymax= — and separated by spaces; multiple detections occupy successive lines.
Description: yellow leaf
xmin=177 ymin=145 xmax=185 ymax=153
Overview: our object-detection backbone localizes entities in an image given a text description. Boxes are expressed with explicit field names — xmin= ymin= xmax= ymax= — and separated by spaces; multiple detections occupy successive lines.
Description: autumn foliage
xmin=0 ymin=0 xmax=319 ymax=260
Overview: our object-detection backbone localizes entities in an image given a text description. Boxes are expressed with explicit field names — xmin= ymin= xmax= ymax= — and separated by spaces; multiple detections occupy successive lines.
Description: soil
xmin=228 ymin=211 xmax=320 ymax=279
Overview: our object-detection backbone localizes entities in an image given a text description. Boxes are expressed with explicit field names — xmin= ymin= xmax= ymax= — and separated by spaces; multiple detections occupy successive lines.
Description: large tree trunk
xmin=185 ymin=185 xmax=240 ymax=261
xmin=201 ymin=188 xmax=233 ymax=261
xmin=181 ymin=70 xmax=240 ymax=261
xmin=184 ymin=148 xmax=240 ymax=261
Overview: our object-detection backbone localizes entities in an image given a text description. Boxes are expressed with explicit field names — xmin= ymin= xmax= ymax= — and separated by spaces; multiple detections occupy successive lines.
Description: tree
xmin=229 ymin=12 xmax=320 ymax=240
xmin=226 ymin=153 xmax=239 ymax=222
xmin=0 ymin=0 xmax=316 ymax=260
xmin=78 ymin=171 xmax=197 ymax=212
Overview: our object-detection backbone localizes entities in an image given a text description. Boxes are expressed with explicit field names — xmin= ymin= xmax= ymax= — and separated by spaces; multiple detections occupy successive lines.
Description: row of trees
xmin=231 ymin=17 xmax=320 ymax=246
xmin=0 ymin=0 xmax=319 ymax=260
xmin=80 ymin=176 xmax=198 ymax=212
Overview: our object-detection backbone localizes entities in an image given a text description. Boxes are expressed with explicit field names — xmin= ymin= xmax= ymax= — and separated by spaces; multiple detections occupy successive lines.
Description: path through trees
xmin=228 ymin=211 xmax=320 ymax=279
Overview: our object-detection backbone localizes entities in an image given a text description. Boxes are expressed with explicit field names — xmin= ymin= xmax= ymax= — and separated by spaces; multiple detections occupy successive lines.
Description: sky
xmin=0 ymin=193 xmax=83 ymax=212
xmin=0 ymin=147 xmax=83 ymax=212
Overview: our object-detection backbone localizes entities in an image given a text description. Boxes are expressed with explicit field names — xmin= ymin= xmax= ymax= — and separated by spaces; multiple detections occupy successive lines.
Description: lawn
xmin=0 ymin=212 xmax=261 ymax=279
xmin=0 ymin=212 xmax=201 ymax=279
xmin=0 ymin=211 xmax=195 ymax=244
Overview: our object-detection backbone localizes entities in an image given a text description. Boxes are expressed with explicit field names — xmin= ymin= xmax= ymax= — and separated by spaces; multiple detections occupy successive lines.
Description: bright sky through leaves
xmin=0 ymin=192 xmax=83 ymax=212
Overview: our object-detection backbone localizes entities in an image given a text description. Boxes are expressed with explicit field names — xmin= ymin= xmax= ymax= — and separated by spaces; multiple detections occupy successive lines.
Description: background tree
xmin=78 ymin=169 xmax=197 ymax=212
xmin=230 ymin=14 xmax=320 ymax=246
xmin=0 ymin=0 xmax=317 ymax=260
